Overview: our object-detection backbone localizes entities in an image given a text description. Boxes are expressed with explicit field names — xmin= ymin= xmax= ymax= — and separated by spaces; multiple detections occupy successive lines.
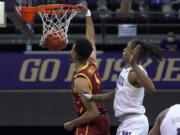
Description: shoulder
xmin=73 ymin=77 xmax=91 ymax=94
xmin=157 ymin=108 xmax=169 ymax=124
xmin=74 ymin=77 xmax=89 ymax=87
xmin=139 ymin=65 xmax=147 ymax=75
xmin=78 ymin=62 xmax=97 ymax=77
xmin=129 ymin=65 xmax=147 ymax=77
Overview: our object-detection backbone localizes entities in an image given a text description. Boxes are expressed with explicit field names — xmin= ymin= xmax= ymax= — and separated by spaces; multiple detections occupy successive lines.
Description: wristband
xmin=86 ymin=10 xmax=91 ymax=16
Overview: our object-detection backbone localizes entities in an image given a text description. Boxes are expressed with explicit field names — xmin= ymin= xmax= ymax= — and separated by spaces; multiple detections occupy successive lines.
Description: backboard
xmin=0 ymin=1 xmax=6 ymax=28
xmin=5 ymin=0 xmax=33 ymax=38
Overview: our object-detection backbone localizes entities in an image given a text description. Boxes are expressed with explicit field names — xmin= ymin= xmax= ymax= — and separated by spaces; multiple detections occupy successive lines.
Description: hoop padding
xmin=21 ymin=4 xmax=80 ymax=47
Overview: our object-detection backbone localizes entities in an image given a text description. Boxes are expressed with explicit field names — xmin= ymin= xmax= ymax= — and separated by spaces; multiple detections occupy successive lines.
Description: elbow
xmin=93 ymin=110 xmax=99 ymax=118
xmin=89 ymin=110 xmax=99 ymax=120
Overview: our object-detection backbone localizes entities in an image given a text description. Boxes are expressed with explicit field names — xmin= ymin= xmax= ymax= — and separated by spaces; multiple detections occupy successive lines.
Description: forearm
xmin=86 ymin=13 xmax=96 ymax=57
xmin=132 ymin=66 xmax=155 ymax=92
xmin=71 ymin=111 xmax=99 ymax=127
xmin=86 ymin=15 xmax=95 ymax=45
xmin=91 ymin=91 xmax=114 ymax=102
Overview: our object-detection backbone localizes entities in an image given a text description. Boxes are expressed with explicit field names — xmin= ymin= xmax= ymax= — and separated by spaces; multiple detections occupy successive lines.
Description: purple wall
xmin=0 ymin=52 xmax=179 ymax=89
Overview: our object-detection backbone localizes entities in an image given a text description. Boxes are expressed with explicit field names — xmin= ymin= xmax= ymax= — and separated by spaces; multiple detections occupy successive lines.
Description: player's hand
xmin=77 ymin=3 xmax=88 ymax=14
xmin=64 ymin=121 xmax=75 ymax=131
xmin=83 ymin=93 xmax=92 ymax=100
xmin=129 ymin=45 xmax=141 ymax=68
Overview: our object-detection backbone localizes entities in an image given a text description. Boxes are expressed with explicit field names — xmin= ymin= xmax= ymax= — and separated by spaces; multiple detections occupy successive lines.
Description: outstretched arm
xmin=83 ymin=90 xmax=114 ymax=102
xmin=78 ymin=4 xmax=97 ymax=64
xmin=149 ymin=108 xmax=169 ymax=135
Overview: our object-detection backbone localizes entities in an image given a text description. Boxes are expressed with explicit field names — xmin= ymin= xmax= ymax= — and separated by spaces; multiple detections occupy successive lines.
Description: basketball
xmin=44 ymin=29 xmax=67 ymax=51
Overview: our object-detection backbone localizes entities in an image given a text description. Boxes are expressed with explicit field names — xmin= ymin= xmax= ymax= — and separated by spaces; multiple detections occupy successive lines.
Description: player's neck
xmin=75 ymin=61 xmax=87 ymax=71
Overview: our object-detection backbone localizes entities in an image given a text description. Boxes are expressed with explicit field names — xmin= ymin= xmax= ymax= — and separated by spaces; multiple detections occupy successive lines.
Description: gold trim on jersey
xmin=77 ymin=73 xmax=92 ymax=91
xmin=78 ymin=61 xmax=89 ymax=72
xmin=73 ymin=62 xmax=89 ymax=78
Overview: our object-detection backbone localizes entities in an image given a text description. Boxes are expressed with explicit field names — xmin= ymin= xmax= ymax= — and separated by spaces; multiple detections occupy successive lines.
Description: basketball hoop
xmin=19 ymin=4 xmax=80 ymax=47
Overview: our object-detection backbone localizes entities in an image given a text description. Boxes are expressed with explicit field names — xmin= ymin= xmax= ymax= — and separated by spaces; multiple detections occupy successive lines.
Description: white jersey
xmin=113 ymin=65 xmax=147 ymax=118
xmin=160 ymin=104 xmax=180 ymax=135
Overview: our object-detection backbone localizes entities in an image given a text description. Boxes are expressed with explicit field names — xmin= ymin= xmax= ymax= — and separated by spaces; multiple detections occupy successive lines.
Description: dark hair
xmin=130 ymin=40 xmax=165 ymax=63
xmin=74 ymin=39 xmax=93 ymax=63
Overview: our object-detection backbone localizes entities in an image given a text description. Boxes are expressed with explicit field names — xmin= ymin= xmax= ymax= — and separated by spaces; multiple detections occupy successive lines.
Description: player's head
xmin=71 ymin=39 xmax=93 ymax=63
xmin=123 ymin=39 xmax=164 ymax=63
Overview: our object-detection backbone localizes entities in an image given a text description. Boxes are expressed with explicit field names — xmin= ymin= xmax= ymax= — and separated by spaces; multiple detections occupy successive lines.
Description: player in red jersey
xmin=64 ymin=4 xmax=110 ymax=135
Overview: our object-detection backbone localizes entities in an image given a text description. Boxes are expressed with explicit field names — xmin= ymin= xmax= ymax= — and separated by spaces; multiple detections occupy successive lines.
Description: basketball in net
xmin=44 ymin=29 xmax=67 ymax=51
xmin=19 ymin=4 xmax=80 ymax=48
xmin=37 ymin=4 xmax=80 ymax=49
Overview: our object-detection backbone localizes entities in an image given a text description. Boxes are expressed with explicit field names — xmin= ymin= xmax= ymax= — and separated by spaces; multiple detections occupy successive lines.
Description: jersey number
xmin=177 ymin=128 xmax=180 ymax=135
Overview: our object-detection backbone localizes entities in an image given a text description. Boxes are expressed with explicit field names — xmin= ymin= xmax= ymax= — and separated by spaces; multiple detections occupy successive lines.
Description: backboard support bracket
xmin=5 ymin=0 xmax=33 ymax=39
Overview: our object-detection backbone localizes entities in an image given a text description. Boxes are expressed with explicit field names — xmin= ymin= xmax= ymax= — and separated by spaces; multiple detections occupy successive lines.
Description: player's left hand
xmin=64 ymin=121 xmax=75 ymax=131
xmin=130 ymin=45 xmax=141 ymax=68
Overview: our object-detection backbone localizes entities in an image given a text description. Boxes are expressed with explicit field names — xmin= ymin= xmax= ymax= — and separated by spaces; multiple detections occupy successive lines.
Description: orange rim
xmin=20 ymin=4 xmax=80 ymax=23
xmin=21 ymin=4 xmax=80 ymax=13
xmin=38 ymin=4 xmax=80 ymax=11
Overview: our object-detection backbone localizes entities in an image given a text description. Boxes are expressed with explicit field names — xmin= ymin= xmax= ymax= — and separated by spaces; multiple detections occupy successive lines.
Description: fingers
xmin=77 ymin=3 xmax=88 ymax=13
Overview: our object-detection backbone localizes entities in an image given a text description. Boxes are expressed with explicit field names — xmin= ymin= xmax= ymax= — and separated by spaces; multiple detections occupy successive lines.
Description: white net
xmin=38 ymin=5 xmax=80 ymax=47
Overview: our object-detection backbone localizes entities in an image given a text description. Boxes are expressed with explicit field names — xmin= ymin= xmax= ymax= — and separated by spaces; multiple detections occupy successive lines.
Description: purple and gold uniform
xmin=72 ymin=61 xmax=110 ymax=135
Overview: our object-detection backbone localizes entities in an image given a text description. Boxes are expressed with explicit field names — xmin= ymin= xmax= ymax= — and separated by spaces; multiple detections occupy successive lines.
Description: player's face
xmin=122 ymin=41 xmax=133 ymax=62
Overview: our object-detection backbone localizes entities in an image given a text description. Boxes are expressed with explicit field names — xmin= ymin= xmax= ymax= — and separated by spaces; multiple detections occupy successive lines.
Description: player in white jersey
xmin=83 ymin=40 xmax=164 ymax=135
xmin=149 ymin=104 xmax=180 ymax=135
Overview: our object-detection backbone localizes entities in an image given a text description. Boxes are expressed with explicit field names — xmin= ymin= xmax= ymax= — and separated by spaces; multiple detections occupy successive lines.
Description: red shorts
xmin=74 ymin=114 xmax=110 ymax=135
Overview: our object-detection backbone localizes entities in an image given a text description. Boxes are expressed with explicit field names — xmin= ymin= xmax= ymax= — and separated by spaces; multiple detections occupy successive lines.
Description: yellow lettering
xmin=39 ymin=59 xmax=60 ymax=82
xmin=163 ymin=58 xmax=180 ymax=81
xmin=19 ymin=59 xmax=41 ymax=82
xmin=141 ymin=58 xmax=152 ymax=68
xmin=101 ymin=58 xmax=116 ymax=81
xmin=64 ymin=63 xmax=76 ymax=82
xmin=153 ymin=58 xmax=166 ymax=81
xmin=96 ymin=58 xmax=102 ymax=67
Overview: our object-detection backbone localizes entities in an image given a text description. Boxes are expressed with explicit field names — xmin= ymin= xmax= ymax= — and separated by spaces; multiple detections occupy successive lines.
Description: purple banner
xmin=0 ymin=52 xmax=179 ymax=89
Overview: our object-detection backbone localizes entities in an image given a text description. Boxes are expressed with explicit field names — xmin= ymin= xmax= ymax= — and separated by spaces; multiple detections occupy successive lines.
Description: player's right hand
xmin=77 ymin=3 xmax=88 ymax=14
xmin=83 ymin=93 xmax=92 ymax=100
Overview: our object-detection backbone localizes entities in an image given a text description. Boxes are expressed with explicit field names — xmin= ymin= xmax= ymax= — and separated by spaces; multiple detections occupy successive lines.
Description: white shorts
xmin=116 ymin=114 xmax=149 ymax=135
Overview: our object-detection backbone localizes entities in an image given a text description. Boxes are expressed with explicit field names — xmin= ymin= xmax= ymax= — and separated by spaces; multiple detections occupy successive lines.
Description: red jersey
xmin=72 ymin=61 xmax=107 ymax=115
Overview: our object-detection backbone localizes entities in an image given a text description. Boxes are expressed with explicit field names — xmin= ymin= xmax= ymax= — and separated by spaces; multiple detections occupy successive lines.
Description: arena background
xmin=0 ymin=0 xmax=180 ymax=134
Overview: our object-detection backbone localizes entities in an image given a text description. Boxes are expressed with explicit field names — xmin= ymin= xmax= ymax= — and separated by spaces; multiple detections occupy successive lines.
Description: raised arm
xmin=64 ymin=77 xmax=99 ymax=131
xmin=130 ymin=66 xmax=155 ymax=92
xmin=78 ymin=4 xmax=97 ymax=64
xmin=129 ymin=46 xmax=155 ymax=92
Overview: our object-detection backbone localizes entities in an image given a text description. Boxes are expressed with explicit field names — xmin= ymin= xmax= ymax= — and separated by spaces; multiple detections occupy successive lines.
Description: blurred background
xmin=0 ymin=0 xmax=180 ymax=134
